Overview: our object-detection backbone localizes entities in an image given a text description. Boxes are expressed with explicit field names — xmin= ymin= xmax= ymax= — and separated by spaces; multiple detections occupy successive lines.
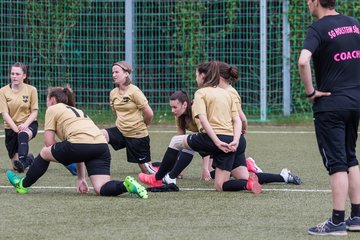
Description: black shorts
xmin=210 ymin=135 xmax=247 ymax=170
xmin=51 ymin=141 xmax=111 ymax=176
xmin=233 ymin=134 xmax=247 ymax=169
xmin=5 ymin=121 xmax=38 ymax=158
xmin=314 ymin=110 xmax=359 ymax=175
xmin=187 ymin=133 xmax=236 ymax=172
xmin=105 ymin=127 xmax=151 ymax=164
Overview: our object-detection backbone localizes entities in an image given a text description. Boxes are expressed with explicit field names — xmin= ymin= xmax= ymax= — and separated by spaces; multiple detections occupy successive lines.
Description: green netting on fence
xmin=1 ymin=0 xmax=359 ymax=121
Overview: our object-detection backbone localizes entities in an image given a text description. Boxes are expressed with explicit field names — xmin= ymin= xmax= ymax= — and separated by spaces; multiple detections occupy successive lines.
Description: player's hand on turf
xmin=201 ymin=169 xmax=212 ymax=181
xmin=76 ymin=179 xmax=89 ymax=194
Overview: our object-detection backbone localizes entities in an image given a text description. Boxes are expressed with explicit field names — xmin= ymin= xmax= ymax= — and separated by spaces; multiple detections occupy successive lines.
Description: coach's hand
xmin=309 ymin=90 xmax=331 ymax=103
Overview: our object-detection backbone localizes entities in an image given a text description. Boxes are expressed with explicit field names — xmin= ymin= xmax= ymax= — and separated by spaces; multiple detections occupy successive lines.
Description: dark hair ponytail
xmin=48 ymin=84 xmax=75 ymax=107
xmin=218 ymin=62 xmax=239 ymax=84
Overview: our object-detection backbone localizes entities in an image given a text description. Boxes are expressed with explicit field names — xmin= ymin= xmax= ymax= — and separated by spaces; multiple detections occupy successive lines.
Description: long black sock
xmin=222 ymin=179 xmax=247 ymax=191
xmin=22 ymin=155 xmax=49 ymax=188
xmin=256 ymin=173 xmax=284 ymax=184
xmin=351 ymin=203 xmax=360 ymax=218
xmin=100 ymin=180 xmax=127 ymax=196
xmin=18 ymin=132 xmax=29 ymax=161
xmin=169 ymin=150 xmax=194 ymax=179
xmin=155 ymin=148 xmax=179 ymax=180
xmin=332 ymin=209 xmax=345 ymax=224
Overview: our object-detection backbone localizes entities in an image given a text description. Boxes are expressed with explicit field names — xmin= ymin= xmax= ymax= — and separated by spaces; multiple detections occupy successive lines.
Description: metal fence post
xmin=125 ymin=0 xmax=136 ymax=83
xmin=260 ymin=0 xmax=267 ymax=121
xmin=283 ymin=0 xmax=291 ymax=116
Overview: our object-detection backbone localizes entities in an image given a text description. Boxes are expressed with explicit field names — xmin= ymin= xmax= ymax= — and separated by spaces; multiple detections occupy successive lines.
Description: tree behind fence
xmin=0 ymin=0 xmax=359 ymax=121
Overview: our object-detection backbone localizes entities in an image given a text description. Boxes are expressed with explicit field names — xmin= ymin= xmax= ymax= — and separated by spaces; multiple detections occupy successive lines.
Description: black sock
xmin=351 ymin=203 xmax=360 ymax=218
xmin=210 ymin=170 xmax=215 ymax=179
xmin=18 ymin=132 xmax=29 ymax=161
xmin=332 ymin=209 xmax=345 ymax=224
xmin=155 ymin=148 xmax=179 ymax=180
xmin=169 ymin=150 xmax=194 ymax=179
xmin=256 ymin=173 xmax=284 ymax=184
xmin=222 ymin=179 xmax=247 ymax=191
xmin=22 ymin=154 xmax=49 ymax=188
xmin=100 ymin=180 xmax=127 ymax=196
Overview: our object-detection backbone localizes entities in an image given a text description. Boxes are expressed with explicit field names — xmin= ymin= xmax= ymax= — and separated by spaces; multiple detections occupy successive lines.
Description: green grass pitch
xmin=1 ymin=125 xmax=359 ymax=239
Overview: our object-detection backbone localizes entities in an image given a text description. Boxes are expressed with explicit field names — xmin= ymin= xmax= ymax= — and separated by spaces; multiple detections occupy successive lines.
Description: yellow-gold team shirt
xmin=0 ymin=83 xmax=38 ymax=129
xmin=45 ymin=103 xmax=106 ymax=144
xmin=192 ymin=86 xmax=238 ymax=136
xmin=226 ymin=85 xmax=242 ymax=110
xmin=175 ymin=115 xmax=199 ymax=133
xmin=110 ymin=84 xmax=149 ymax=138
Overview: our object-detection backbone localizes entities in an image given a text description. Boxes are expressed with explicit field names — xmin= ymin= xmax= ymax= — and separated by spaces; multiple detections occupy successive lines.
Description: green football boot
xmin=124 ymin=176 xmax=148 ymax=199
xmin=6 ymin=170 xmax=29 ymax=194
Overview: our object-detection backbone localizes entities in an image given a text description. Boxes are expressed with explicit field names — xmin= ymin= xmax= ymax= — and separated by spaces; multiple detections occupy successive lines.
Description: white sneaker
xmin=163 ymin=174 xmax=176 ymax=185
xmin=280 ymin=168 xmax=302 ymax=185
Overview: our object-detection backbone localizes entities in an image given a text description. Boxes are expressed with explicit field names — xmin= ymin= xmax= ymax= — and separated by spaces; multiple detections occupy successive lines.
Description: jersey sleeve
xmin=192 ymin=90 xmax=206 ymax=118
xmin=0 ymin=88 xmax=8 ymax=113
xmin=44 ymin=106 xmax=57 ymax=131
xmin=302 ymin=26 xmax=321 ymax=53
xmin=132 ymin=88 xmax=149 ymax=109
xmin=30 ymin=87 xmax=39 ymax=111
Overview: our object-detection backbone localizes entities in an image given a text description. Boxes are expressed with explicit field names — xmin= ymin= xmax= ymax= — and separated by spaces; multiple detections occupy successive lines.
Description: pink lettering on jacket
xmin=328 ymin=25 xmax=360 ymax=39
xmin=334 ymin=50 xmax=360 ymax=62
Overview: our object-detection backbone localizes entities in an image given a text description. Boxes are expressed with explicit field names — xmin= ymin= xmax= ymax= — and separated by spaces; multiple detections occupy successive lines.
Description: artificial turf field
xmin=1 ymin=125 xmax=359 ymax=240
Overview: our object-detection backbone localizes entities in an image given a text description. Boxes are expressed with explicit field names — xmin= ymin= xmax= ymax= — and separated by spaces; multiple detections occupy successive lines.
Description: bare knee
xmin=214 ymin=181 xmax=224 ymax=192
xmin=94 ymin=187 xmax=102 ymax=195
xmin=90 ymin=175 xmax=111 ymax=195
xmin=39 ymin=146 xmax=53 ymax=161
xmin=169 ymin=135 xmax=187 ymax=150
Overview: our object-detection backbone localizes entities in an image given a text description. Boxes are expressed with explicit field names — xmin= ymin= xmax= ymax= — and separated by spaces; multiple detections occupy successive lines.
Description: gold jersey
xmin=110 ymin=84 xmax=149 ymax=138
xmin=226 ymin=85 xmax=242 ymax=109
xmin=175 ymin=115 xmax=199 ymax=133
xmin=192 ymin=86 xmax=238 ymax=136
xmin=45 ymin=103 xmax=106 ymax=144
xmin=0 ymin=83 xmax=38 ymax=129
xmin=186 ymin=117 xmax=199 ymax=133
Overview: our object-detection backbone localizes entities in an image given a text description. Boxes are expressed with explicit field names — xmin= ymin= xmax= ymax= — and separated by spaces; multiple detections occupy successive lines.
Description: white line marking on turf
xmin=0 ymin=186 xmax=78 ymax=189
xmin=1 ymin=130 xmax=359 ymax=137
xmin=0 ymin=130 xmax=317 ymax=138
xmin=181 ymin=188 xmax=331 ymax=192
xmin=0 ymin=185 xmax=331 ymax=193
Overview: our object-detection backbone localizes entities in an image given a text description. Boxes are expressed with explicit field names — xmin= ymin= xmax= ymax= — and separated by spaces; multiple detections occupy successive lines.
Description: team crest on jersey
xmin=122 ymin=96 xmax=130 ymax=103
xmin=22 ymin=95 xmax=29 ymax=103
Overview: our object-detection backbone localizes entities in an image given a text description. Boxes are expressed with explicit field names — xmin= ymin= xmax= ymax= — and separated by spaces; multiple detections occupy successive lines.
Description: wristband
xmin=306 ymin=89 xmax=316 ymax=98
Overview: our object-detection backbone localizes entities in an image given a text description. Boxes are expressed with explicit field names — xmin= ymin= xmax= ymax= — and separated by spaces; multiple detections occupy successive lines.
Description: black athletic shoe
xmin=14 ymin=159 xmax=25 ymax=173
xmin=14 ymin=154 xmax=34 ymax=173
xmin=308 ymin=219 xmax=347 ymax=236
xmin=346 ymin=216 xmax=360 ymax=231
